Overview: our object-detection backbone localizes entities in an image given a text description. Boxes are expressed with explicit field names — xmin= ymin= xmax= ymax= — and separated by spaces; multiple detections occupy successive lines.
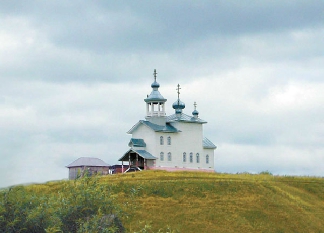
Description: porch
xmin=118 ymin=149 xmax=157 ymax=173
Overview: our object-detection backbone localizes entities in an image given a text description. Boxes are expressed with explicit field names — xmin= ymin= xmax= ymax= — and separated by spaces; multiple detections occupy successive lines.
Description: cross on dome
xmin=192 ymin=101 xmax=199 ymax=117
xmin=153 ymin=69 xmax=157 ymax=82
xmin=172 ymin=83 xmax=185 ymax=113
xmin=176 ymin=84 xmax=181 ymax=100
xmin=151 ymin=69 xmax=160 ymax=89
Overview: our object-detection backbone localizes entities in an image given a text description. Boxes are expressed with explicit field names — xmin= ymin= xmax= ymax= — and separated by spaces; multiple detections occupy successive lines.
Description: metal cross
xmin=153 ymin=69 xmax=157 ymax=82
xmin=194 ymin=101 xmax=197 ymax=110
xmin=176 ymin=84 xmax=181 ymax=100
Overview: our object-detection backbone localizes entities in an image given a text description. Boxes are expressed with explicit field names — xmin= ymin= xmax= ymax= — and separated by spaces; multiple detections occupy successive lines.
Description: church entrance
xmin=119 ymin=149 xmax=157 ymax=173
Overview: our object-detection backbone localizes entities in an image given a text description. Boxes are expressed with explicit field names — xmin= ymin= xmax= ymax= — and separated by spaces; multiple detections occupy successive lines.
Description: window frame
xmin=168 ymin=152 xmax=172 ymax=161
xmin=167 ymin=136 xmax=171 ymax=145
xmin=160 ymin=136 xmax=164 ymax=145
xmin=189 ymin=152 xmax=193 ymax=163
xmin=160 ymin=152 xmax=164 ymax=161
xmin=206 ymin=154 xmax=209 ymax=164
xmin=196 ymin=153 xmax=200 ymax=163
xmin=183 ymin=152 xmax=186 ymax=162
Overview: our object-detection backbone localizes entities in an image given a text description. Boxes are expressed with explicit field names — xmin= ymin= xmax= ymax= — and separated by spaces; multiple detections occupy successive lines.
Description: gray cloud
xmin=0 ymin=1 xmax=324 ymax=187
xmin=3 ymin=1 xmax=320 ymax=51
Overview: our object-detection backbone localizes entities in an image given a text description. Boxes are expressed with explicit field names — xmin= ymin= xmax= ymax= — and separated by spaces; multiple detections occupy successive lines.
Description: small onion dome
xmin=172 ymin=100 xmax=185 ymax=110
xmin=151 ymin=81 xmax=160 ymax=88
xmin=192 ymin=109 xmax=199 ymax=116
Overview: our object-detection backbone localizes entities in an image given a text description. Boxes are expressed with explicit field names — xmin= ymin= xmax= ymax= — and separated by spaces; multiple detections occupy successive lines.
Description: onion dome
xmin=192 ymin=109 xmax=199 ymax=116
xmin=151 ymin=80 xmax=160 ymax=88
xmin=192 ymin=102 xmax=199 ymax=118
xmin=172 ymin=100 xmax=186 ymax=110
xmin=173 ymin=84 xmax=185 ymax=114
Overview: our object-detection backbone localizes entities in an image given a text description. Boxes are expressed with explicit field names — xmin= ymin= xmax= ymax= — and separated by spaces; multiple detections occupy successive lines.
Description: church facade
xmin=119 ymin=70 xmax=216 ymax=172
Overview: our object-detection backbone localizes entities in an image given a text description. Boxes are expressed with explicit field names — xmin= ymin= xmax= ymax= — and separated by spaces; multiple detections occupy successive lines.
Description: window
xmin=189 ymin=153 xmax=193 ymax=163
xmin=160 ymin=152 xmax=164 ymax=161
xmin=196 ymin=153 xmax=200 ymax=163
xmin=167 ymin=136 xmax=171 ymax=145
xmin=168 ymin=152 xmax=172 ymax=161
xmin=206 ymin=155 xmax=209 ymax=164
xmin=183 ymin=152 xmax=186 ymax=162
xmin=160 ymin=136 xmax=164 ymax=145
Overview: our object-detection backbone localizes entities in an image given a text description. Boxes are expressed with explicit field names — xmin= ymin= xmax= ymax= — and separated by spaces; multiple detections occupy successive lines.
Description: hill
xmin=1 ymin=170 xmax=324 ymax=232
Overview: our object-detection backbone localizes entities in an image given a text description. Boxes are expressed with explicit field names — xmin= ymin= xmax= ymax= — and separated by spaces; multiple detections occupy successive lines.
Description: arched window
xmin=160 ymin=152 xmax=164 ymax=161
xmin=167 ymin=136 xmax=171 ymax=145
xmin=206 ymin=155 xmax=209 ymax=164
xmin=160 ymin=136 xmax=164 ymax=145
xmin=183 ymin=152 xmax=186 ymax=162
xmin=196 ymin=153 xmax=200 ymax=163
xmin=168 ymin=152 xmax=172 ymax=161
xmin=189 ymin=153 xmax=193 ymax=163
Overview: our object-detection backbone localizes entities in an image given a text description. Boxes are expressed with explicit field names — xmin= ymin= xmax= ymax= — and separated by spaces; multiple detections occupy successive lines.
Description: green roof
xmin=129 ymin=138 xmax=146 ymax=147
xmin=118 ymin=149 xmax=157 ymax=161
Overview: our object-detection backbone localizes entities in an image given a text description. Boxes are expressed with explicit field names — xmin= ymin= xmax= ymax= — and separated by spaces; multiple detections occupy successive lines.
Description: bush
xmin=259 ymin=170 xmax=273 ymax=175
xmin=0 ymin=176 xmax=124 ymax=233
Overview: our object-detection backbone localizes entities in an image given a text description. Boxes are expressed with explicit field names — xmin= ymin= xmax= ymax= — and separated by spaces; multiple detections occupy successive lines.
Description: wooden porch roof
xmin=118 ymin=149 xmax=157 ymax=161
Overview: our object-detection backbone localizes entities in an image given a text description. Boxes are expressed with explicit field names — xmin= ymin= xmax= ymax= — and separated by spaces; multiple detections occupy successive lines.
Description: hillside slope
xmin=2 ymin=170 xmax=324 ymax=232
xmin=103 ymin=171 xmax=324 ymax=232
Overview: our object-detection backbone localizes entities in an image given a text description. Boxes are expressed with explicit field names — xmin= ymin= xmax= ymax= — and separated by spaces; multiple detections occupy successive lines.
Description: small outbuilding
xmin=66 ymin=157 xmax=110 ymax=180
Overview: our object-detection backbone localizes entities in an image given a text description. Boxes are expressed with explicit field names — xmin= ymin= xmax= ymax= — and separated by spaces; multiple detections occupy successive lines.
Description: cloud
xmin=216 ymin=143 xmax=324 ymax=176
xmin=0 ymin=1 xmax=324 ymax=187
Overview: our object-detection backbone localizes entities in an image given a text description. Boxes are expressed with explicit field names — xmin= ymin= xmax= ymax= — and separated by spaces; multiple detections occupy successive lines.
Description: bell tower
xmin=144 ymin=69 xmax=167 ymax=126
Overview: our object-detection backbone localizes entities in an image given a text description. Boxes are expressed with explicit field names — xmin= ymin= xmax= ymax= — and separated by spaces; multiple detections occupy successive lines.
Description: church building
xmin=118 ymin=70 xmax=216 ymax=172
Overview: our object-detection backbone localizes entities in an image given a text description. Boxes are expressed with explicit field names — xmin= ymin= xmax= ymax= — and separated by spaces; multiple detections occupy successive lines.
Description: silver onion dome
xmin=172 ymin=99 xmax=185 ymax=110
xmin=151 ymin=81 xmax=160 ymax=88
xmin=192 ymin=109 xmax=199 ymax=115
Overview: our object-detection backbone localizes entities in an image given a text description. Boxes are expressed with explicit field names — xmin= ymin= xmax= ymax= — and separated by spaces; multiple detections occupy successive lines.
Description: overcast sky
xmin=1 ymin=1 xmax=323 ymax=188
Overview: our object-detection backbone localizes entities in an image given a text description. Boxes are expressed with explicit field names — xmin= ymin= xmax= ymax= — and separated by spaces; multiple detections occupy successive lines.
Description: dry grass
xmin=100 ymin=170 xmax=324 ymax=232
xmin=23 ymin=170 xmax=324 ymax=232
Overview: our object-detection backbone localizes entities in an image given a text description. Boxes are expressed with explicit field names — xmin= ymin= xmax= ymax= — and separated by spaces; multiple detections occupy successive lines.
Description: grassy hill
xmin=1 ymin=170 xmax=324 ymax=232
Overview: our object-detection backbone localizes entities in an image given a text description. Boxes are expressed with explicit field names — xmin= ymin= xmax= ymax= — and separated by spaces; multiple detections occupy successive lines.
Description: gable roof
xmin=135 ymin=150 xmax=157 ymax=159
xmin=66 ymin=157 xmax=110 ymax=168
xmin=203 ymin=137 xmax=217 ymax=149
xmin=127 ymin=120 xmax=180 ymax=134
xmin=118 ymin=149 xmax=157 ymax=161
xmin=129 ymin=138 xmax=146 ymax=147
xmin=167 ymin=113 xmax=207 ymax=124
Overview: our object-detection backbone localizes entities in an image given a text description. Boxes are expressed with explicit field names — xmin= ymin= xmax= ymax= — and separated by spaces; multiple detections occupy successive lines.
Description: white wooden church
xmin=119 ymin=70 xmax=216 ymax=172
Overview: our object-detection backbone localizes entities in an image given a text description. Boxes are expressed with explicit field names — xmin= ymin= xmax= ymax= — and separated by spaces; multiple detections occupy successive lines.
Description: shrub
xmin=259 ymin=170 xmax=273 ymax=175
xmin=0 ymin=176 xmax=123 ymax=233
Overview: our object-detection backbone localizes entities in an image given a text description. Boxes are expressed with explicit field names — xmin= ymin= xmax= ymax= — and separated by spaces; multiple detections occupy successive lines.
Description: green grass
xmin=1 ymin=170 xmax=324 ymax=232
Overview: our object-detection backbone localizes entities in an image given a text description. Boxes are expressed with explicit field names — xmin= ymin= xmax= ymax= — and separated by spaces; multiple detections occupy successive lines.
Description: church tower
xmin=144 ymin=69 xmax=167 ymax=126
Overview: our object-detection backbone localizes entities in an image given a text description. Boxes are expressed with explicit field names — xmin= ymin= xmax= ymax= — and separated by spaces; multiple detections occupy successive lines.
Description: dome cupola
xmin=144 ymin=69 xmax=166 ymax=103
xmin=151 ymin=80 xmax=160 ymax=88
xmin=192 ymin=102 xmax=199 ymax=119
xmin=172 ymin=99 xmax=185 ymax=110
xmin=173 ymin=84 xmax=185 ymax=115
xmin=144 ymin=69 xmax=167 ymax=124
